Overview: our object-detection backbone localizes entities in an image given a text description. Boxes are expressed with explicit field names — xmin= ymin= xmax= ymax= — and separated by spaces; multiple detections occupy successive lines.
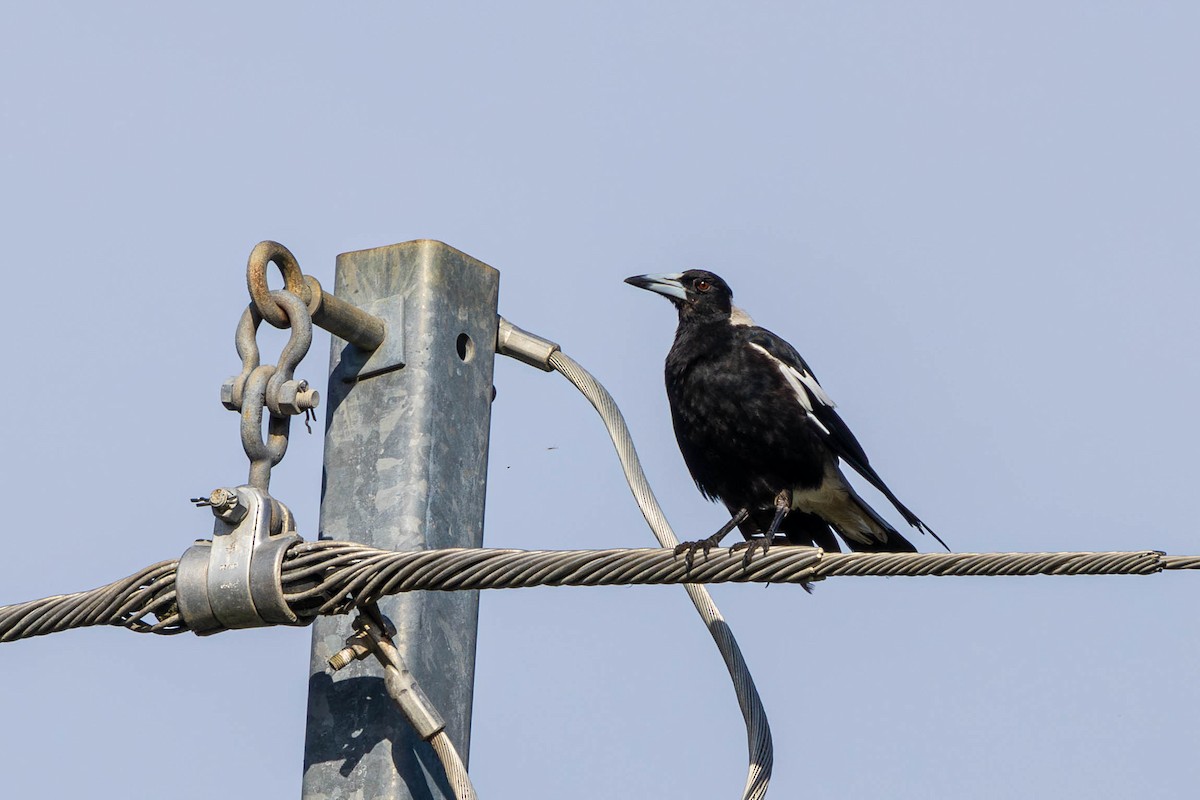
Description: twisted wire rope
xmin=431 ymin=731 xmax=478 ymax=800
xmin=1164 ymin=555 xmax=1200 ymax=570
xmin=278 ymin=544 xmax=1181 ymax=607
xmin=0 ymin=560 xmax=183 ymax=642
xmin=4 ymin=546 xmax=1195 ymax=644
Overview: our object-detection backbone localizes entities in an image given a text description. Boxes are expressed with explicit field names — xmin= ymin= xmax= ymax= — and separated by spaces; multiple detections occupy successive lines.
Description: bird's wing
xmin=745 ymin=334 xmax=837 ymax=435
xmin=745 ymin=327 xmax=844 ymax=435
xmin=745 ymin=327 xmax=948 ymax=549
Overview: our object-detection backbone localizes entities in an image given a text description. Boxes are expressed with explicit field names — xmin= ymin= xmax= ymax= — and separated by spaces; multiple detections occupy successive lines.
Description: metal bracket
xmin=355 ymin=295 xmax=406 ymax=380
xmin=178 ymin=486 xmax=305 ymax=636
xmin=326 ymin=294 xmax=406 ymax=383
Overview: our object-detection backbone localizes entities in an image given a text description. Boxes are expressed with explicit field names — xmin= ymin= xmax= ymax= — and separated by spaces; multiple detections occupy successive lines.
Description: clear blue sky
xmin=2 ymin=3 xmax=1198 ymax=798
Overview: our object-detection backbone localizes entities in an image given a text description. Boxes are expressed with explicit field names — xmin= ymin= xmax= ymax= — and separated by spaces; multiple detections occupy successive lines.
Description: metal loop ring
xmin=265 ymin=291 xmax=314 ymax=415
xmin=247 ymin=241 xmax=311 ymax=329
xmin=228 ymin=290 xmax=312 ymax=411
xmin=268 ymin=291 xmax=314 ymax=378
xmin=241 ymin=364 xmax=289 ymax=489
xmin=226 ymin=304 xmax=264 ymax=411
xmin=233 ymin=291 xmax=312 ymax=489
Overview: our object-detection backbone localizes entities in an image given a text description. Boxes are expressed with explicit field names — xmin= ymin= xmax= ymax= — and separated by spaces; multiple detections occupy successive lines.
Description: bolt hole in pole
xmin=456 ymin=333 xmax=474 ymax=362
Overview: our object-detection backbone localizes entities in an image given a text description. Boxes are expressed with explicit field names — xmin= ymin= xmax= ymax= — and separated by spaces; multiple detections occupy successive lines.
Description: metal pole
xmin=302 ymin=240 xmax=498 ymax=800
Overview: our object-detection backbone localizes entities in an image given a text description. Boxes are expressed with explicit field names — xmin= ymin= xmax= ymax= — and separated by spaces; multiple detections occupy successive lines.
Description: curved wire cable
xmin=546 ymin=349 xmax=773 ymax=800
xmin=432 ymin=731 xmax=477 ymax=800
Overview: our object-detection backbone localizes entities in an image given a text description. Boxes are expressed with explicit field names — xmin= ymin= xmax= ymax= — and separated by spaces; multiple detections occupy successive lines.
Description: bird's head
xmin=624 ymin=269 xmax=734 ymax=323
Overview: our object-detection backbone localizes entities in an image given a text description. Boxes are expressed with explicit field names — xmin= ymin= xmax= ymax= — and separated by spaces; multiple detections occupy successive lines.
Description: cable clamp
xmin=328 ymin=604 xmax=447 ymax=741
xmin=177 ymin=486 xmax=305 ymax=635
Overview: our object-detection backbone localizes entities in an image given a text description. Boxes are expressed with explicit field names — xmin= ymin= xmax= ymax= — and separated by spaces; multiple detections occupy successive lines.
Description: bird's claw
xmin=729 ymin=536 xmax=784 ymax=568
xmin=674 ymin=535 xmax=722 ymax=571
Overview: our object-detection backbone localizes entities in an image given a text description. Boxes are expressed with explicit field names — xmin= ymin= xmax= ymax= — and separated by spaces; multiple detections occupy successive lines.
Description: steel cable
xmin=0 ymin=560 xmax=182 ymax=642
xmin=1163 ymin=555 xmax=1200 ymax=571
xmin=431 ymin=731 xmax=477 ymax=800
xmin=277 ymin=544 xmax=1182 ymax=605
xmin=4 ymin=547 xmax=1195 ymax=642
xmin=546 ymin=348 xmax=774 ymax=800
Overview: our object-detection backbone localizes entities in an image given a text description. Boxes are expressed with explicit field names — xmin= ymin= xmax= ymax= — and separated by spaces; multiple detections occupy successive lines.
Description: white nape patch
xmin=729 ymin=305 xmax=755 ymax=326
xmin=748 ymin=341 xmax=836 ymax=434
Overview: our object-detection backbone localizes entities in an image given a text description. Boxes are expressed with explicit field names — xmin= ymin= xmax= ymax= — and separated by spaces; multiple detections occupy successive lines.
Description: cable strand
xmin=4 ymin=547 xmax=1192 ymax=643
xmin=546 ymin=348 xmax=774 ymax=800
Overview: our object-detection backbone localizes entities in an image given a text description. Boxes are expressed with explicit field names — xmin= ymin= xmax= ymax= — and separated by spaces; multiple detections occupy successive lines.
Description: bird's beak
xmin=624 ymin=272 xmax=688 ymax=302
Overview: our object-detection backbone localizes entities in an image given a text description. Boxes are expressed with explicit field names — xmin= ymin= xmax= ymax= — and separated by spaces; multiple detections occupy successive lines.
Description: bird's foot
xmin=730 ymin=535 xmax=788 ymax=568
xmin=674 ymin=532 xmax=727 ymax=571
xmin=674 ymin=508 xmax=749 ymax=570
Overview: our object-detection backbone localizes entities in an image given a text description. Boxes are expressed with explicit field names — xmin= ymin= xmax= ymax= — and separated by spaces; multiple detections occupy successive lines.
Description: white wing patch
xmin=748 ymin=342 xmax=836 ymax=435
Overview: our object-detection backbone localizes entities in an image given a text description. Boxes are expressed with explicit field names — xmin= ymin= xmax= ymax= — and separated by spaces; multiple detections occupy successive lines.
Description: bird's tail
xmin=832 ymin=483 xmax=918 ymax=553
xmin=844 ymin=522 xmax=917 ymax=553
xmin=731 ymin=483 xmax=919 ymax=553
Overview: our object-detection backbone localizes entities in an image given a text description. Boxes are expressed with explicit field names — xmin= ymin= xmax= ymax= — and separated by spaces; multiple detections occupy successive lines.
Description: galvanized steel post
xmin=302 ymin=241 xmax=498 ymax=800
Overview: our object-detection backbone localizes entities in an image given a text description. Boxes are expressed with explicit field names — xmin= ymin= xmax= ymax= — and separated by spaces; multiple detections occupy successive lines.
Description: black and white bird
xmin=625 ymin=269 xmax=947 ymax=560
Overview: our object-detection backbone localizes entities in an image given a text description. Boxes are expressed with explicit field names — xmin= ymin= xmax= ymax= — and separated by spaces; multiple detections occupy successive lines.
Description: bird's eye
xmin=694 ymin=279 xmax=711 ymax=292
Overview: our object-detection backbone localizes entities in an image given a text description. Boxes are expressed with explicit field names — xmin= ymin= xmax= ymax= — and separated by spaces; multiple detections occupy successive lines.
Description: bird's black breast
xmin=664 ymin=321 xmax=828 ymax=510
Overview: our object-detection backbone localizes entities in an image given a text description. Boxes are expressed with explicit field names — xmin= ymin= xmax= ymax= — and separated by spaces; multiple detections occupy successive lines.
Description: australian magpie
xmin=625 ymin=269 xmax=947 ymax=561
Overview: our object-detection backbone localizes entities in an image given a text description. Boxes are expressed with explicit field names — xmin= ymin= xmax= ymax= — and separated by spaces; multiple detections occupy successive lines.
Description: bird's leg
xmin=673 ymin=507 xmax=751 ymax=570
xmin=730 ymin=490 xmax=792 ymax=567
